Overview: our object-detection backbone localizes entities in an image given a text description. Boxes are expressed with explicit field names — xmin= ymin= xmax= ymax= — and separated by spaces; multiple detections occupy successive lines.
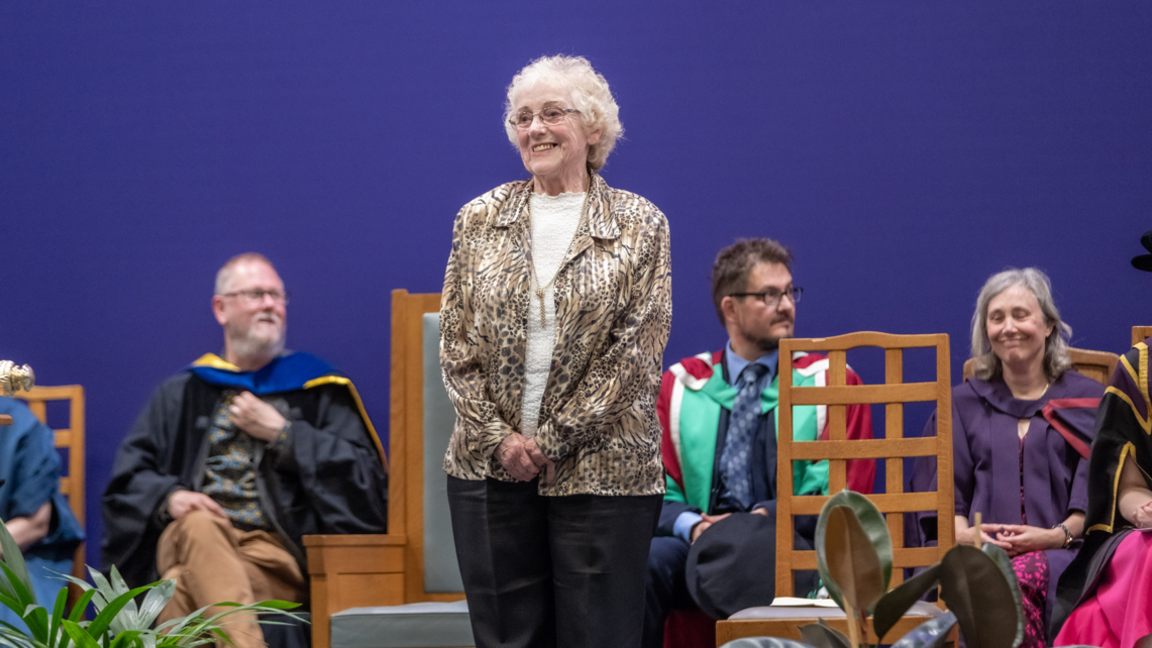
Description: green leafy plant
xmin=0 ymin=516 xmax=303 ymax=648
xmin=719 ymin=491 xmax=1100 ymax=648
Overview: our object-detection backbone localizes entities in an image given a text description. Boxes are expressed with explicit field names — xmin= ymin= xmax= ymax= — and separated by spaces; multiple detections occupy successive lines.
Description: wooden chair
xmin=715 ymin=332 xmax=955 ymax=646
xmin=961 ymin=346 xmax=1119 ymax=386
xmin=304 ymin=289 xmax=470 ymax=648
xmin=1133 ymin=326 xmax=1152 ymax=348
xmin=15 ymin=385 xmax=86 ymax=602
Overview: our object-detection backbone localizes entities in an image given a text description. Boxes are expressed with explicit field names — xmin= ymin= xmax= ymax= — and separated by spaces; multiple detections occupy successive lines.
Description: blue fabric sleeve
xmin=0 ymin=398 xmax=83 ymax=562
xmin=673 ymin=511 xmax=703 ymax=543
xmin=1 ymin=401 xmax=59 ymax=520
xmin=657 ymin=499 xmax=696 ymax=536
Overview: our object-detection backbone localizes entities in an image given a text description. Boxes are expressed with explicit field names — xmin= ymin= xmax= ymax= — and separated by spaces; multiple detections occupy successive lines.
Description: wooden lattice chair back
xmin=16 ymin=385 xmax=86 ymax=599
xmin=1133 ymin=326 xmax=1152 ymax=348
xmin=776 ymin=332 xmax=954 ymax=595
xmin=717 ymin=332 xmax=957 ymax=646
xmin=961 ymin=346 xmax=1119 ymax=386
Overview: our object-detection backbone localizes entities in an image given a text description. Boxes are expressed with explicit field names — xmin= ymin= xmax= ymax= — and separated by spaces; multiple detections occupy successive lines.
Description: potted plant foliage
xmin=0 ymin=516 xmax=303 ymax=647
xmin=720 ymin=491 xmax=1096 ymax=648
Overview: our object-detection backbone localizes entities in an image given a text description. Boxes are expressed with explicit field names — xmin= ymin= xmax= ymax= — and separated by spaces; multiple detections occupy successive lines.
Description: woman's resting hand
xmin=955 ymin=522 xmax=1013 ymax=552
xmin=1129 ymin=500 xmax=1152 ymax=529
xmin=994 ymin=524 xmax=1065 ymax=556
xmin=497 ymin=433 xmax=556 ymax=484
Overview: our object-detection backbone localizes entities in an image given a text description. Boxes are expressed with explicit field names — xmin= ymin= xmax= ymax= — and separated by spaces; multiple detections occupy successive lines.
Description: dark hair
xmin=710 ymin=238 xmax=794 ymax=326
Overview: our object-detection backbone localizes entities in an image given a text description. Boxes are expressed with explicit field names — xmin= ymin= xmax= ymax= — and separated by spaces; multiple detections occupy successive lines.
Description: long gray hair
xmin=970 ymin=268 xmax=1072 ymax=381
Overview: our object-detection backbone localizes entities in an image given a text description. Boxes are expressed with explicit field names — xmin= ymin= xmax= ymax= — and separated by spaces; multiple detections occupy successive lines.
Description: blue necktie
xmin=721 ymin=363 xmax=768 ymax=510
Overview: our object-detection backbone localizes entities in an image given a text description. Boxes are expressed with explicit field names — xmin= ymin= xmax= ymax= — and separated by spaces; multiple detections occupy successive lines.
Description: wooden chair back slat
xmin=775 ymin=332 xmax=953 ymax=600
xmin=389 ymin=289 xmax=465 ymax=604
xmin=884 ymin=349 xmax=905 ymax=584
xmin=962 ymin=347 xmax=1118 ymax=386
xmin=1133 ymin=326 xmax=1152 ymax=348
xmin=15 ymin=385 xmax=85 ymax=601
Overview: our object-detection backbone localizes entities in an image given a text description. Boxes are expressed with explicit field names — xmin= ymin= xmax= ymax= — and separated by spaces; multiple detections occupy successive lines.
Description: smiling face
xmin=985 ymin=284 xmax=1054 ymax=373
xmin=723 ymin=261 xmax=797 ymax=359
xmin=512 ymin=79 xmax=601 ymax=195
xmin=212 ymin=259 xmax=287 ymax=368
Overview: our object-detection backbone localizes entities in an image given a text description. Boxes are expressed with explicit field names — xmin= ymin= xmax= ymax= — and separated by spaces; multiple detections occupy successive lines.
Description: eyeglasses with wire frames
xmin=218 ymin=288 xmax=290 ymax=305
xmin=508 ymin=105 xmax=582 ymax=130
xmin=728 ymin=286 xmax=803 ymax=310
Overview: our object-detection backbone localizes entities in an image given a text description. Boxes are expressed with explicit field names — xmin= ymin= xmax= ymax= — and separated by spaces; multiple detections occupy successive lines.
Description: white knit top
xmin=520 ymin=191 xmax=584 ymax=438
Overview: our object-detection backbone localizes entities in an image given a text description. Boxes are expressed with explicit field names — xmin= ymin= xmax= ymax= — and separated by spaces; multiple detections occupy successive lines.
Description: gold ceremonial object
xmin=0 ymin=360 xmax=35 ymax=396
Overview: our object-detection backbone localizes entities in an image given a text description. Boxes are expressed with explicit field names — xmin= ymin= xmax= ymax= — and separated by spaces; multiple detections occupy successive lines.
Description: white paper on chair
xmin=770 ymin=597 xmax=841 ymax=608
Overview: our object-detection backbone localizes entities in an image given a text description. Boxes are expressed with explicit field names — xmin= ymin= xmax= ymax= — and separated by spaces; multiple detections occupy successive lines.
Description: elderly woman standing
xmin=911 ymin=268 xmax=1103 ymax=648
xmin=439 ymin=55 xmax=671 ymax=648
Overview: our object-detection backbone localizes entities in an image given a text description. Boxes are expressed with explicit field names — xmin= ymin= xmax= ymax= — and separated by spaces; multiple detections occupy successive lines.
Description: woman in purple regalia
xmin=911 ymin=268 xmax=1103 ymax=648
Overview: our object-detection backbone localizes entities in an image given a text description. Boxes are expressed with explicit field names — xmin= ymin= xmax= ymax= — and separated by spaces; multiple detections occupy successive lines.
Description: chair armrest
xmin=304 ymin=534 xmax=409 ymax=648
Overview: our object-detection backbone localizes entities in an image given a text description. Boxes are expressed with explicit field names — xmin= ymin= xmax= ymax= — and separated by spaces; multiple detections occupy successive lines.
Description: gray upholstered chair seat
xmin=729 ymin=599 xmax=944 ymax=621
xmin=330 ymin=600 xmax=473 ymax=648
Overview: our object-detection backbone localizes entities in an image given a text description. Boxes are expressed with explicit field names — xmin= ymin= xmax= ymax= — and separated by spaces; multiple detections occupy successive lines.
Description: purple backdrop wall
xmin=2 ymin=1 xmax=1149 ymax=562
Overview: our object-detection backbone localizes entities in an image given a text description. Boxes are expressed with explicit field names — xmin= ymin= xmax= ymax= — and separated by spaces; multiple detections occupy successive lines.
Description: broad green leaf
xmin=49 ymin=586 xmax=68 ymax=648
xmin=0 ymin=517 xmax=35 ymax=604
xmin=0 ymin=589 xmax=26 ymax=619
xmin=0 ymin=620 xmax=44 ymax=648
xmin=823 ymin=506 xmax=885 ymax=616
xmin=815 ymin=491 xmax=893 ymax=612
xmin=248 ymin=600 xmax=300 ymax=610
xmin=86 ymin=584 xmax=157 ymax=639
xmin=57 ymin=571 xmax=92 ymax=593
xmin=980 ymin=544 xmax=1024 ymax=648
xmin=107 ymin=569 xmax=130 ymax=597
xmin=85 ymin=569 xmax=114 ymax=610
xmin=23 ymin=603 xmax=51 ymax=642
xmin=1 ymin=562 xmax=36 ymax=612
xmin=105 ymin=567 xmax=139 ymax=629
xmin=60 ymin=620 xmax=102 ymax=648
xmin=872 ymin=564 xmax=941 ymax=642
xmin=800 ymin=621 xmax=852 ymax=648
xmin=107 ymin=630 xmax=144 ymax=648
xmin=939 ymin=545 xmax=1020 ymax=648
xmin=68 ymin=589 xmax=97 ymax=624
xmin=719 ymin=638 xmax=820 ymax=648
xmin=134 ymin=580 xmax=176 ymax=629
xmin=889 ymin=611 xmax=957 ymax=648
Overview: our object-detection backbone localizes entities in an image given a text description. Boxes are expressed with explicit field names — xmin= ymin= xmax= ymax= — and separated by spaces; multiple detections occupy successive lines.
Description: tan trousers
xmin=156 ymin=510 xmax=306 ymax=648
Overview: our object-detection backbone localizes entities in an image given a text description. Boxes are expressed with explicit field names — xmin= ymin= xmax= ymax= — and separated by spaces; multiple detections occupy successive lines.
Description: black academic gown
xmin=101 ymin=371 xmax=388 ymax=587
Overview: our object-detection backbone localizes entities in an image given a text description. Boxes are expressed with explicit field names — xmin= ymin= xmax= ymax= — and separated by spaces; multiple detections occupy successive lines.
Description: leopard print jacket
xmin=440 ymin=173 xmax=672 ymax=496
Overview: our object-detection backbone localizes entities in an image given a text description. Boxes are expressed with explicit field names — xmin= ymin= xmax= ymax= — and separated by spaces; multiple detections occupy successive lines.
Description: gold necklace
xmin=525 ymin=175 xmax=592 ymax=328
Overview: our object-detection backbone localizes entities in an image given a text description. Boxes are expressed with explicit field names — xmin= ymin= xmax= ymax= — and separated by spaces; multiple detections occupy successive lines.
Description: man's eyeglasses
xmin=729 ymin=287 xmax=803 ymax=309
xmin=219 ymin=289 xmax=290 ymax=305
xmin=509 ymin=106 xmax=581 ymax=130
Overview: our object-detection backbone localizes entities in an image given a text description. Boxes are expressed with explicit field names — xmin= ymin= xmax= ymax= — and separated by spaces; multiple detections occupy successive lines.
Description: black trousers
xmin=447 ymin=476 xmax=662 ymax=648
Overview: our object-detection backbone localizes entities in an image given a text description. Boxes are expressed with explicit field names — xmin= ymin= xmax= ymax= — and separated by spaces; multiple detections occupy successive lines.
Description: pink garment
xmin=1013 ymin=550 xmax=1049 ymax=648
xmin=1055 ymin=531 xmax=1152 ymax=648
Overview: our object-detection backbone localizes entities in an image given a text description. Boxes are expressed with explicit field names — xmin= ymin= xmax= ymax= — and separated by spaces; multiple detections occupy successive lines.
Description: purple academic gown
xmin=910 ymin=369 xmax=1104 ymax=623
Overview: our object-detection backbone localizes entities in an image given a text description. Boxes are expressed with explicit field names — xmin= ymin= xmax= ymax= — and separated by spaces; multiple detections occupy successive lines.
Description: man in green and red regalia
xmin=643 ymin=239 xmax=874 ymax=648
xmin=101 ymin=253 xmax=388 ymax=648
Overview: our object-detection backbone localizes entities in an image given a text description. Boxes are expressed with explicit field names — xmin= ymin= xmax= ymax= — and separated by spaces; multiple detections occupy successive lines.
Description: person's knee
xmin=182 ymin=509 xmax=229 ymax=528
xmin=168 ymin=510 xmax=234 ymax=544
xmin=649 ymin=536 xmax=689 ymax=565
xmin=646 ymin=537 xmax=689 ymax=592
